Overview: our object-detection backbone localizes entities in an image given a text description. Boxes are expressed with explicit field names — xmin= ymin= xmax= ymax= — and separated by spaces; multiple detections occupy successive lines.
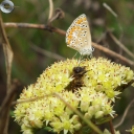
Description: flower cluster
xmin=14 ymin=58 xmax=134 ymax=134
xmin=103 ymin=129 xmax=120 ymax=134
xmin=126 ymin=125 xmax=134 ymax=134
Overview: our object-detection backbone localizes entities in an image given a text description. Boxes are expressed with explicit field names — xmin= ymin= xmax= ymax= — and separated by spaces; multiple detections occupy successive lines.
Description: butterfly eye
xmin=91 ymin=47 xmax=95 ymax=52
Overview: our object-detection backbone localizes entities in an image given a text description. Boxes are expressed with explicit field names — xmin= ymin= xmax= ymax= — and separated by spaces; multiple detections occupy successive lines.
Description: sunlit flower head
xmin=14 ymin=58 xmax=134 ymax=134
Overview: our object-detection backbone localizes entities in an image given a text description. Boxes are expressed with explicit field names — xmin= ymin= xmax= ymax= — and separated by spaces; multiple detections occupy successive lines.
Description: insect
xmin=73 ymin=66 xmax=87 ymax=78
xmin=65 ymin=66 xmax=87 ymax=91
xmin=66 ymin=14 xmax=94 ymax=56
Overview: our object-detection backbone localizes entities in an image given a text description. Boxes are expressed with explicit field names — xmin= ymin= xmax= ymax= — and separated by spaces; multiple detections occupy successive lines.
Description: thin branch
xmin=109 ymin=32 xmax=134 ymax=60
xmin=3 ymin=114 xmax=9 ymax=134
xmin=103 ymin=3 xmax=118 ymax=18
xmin=30 ymin=44 xmax=65 ymax=60
xmin=96 ymin=31 xmax=108 ymax=43
xmin=0 ymin=16 xmax=13 ymax=91
xmin=4 ymin=22 xmax=134 ymax=67
xmin=4 ymin=22 xmax=66 ymax=35
xmin=109 ymin=121 xmax=115 ymax=134
xmin=92 ymin=42 xmax=134 ymax=67
xmin=48 ymin=0 xmax=54 ymax=20
xmin=114 ymin=98 xmax=134 ymax=129
xmin=0 ymin=12 xmax=14 ymax=134
xmin=12 ymin=93 xmax=103 ymax=134
xmin=0 ymin=80 xmax=20 ymax=134
xmin=12 ymin=95 xmax=45 ymax=105
xmin=48 ymin=8 xmax=65 ymax=23
xmin=54 ymin=93 xmax=103 ymax=134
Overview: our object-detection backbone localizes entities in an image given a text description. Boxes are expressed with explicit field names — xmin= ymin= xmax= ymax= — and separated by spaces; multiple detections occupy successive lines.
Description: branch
xmin=114 ymin=98 xmax=134 ymax=129
xmin=103 ymin=3 xmax=118 ymax=18
xmin=109 ymin=32 xmax=134 ymax=60
xmin=0 ymin=17 xmax=13 ymax=91
xmin=30 ymin=44 xmax=65 ymax=60
xmin=92 ymin=42 xmax=134 ymax=67
xmin=48 ymin=0 xmax=54 ymax=20
xmin=48 ymin=8 xmax=65 ymax=23
xmin=4 ymin=22 xmax=134 ymax=67
xmin=4 ymin=22 xmax=66 ymax=35
xmin=0 ymin=13 xmax=14 ymax=134
xmin=54 ymin=93 xmax=103 ymax=134
xmin=0 ymin=80 xmax=20 ymax=134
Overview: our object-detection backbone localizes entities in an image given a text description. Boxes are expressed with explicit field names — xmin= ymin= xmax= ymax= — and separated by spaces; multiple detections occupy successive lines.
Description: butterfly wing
xmin=66 ymin=14 xmax=92 ymax=55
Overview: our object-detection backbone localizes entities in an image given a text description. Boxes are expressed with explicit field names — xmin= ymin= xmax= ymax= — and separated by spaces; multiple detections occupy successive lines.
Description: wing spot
xmin=71 ymin=41 xmax=74 ymax=44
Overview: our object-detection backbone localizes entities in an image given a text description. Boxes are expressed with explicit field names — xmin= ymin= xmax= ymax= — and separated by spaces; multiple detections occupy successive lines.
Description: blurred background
xmin=0 ymin=0 xmax=134 ymax=133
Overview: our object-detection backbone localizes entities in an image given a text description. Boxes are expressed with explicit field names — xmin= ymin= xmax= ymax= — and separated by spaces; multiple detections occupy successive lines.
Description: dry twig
xmin=0 ymin=12 xmax=14 ymax=134
xmin=4 ymin=22 xmax=134 ymax=67
xmin=30 ymin=44 xmax=65 ymax=60
xmin=0 ymin=80 xmax=20 ymax=134
xmin=48 ymin=0 xmax=54 ymax=20
xmin=109 ymin=32 xmax=134 ymax=60
xmin=12 ymin=93 xmax=103 ymax=134
xmin=109 ymin=121 xmax=115 ymax=134
xmin=48 ymin=8 xmax=65 ymax=23
xmin=103 ymin=3 xmax=118 ymax=18
xmin=92 ymin=42 xmax=134 ymax=67
xmin=54 ymin=93 xmax=103 ymax=134
xmin=0 ymin=15 xmax=13 ymax=91
xmin=114 ymin=98 xmax=134 ymax=129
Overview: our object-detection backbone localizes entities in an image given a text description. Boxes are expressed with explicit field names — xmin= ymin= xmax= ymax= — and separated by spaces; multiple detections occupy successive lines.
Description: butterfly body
xmin=66 ymin=14 xmax=93 ymax=56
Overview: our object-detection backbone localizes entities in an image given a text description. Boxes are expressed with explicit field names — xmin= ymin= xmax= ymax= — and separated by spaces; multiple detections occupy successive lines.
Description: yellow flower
xmin=14 ymin=58 xmax=134 ymax=134
xmin=126 ymin=125 xmax=134 ymax=134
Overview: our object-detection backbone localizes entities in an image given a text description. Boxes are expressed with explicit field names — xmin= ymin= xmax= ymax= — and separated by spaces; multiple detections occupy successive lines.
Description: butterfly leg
xmin=72 ymin=52 xmax=78 ymax=59
xmin=77 ymin=55 xmax=84 ymax=66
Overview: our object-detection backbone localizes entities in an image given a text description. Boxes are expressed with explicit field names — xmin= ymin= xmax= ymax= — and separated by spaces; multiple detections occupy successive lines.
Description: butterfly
xmin=66 ymin=14 xmax=94 ymax=56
